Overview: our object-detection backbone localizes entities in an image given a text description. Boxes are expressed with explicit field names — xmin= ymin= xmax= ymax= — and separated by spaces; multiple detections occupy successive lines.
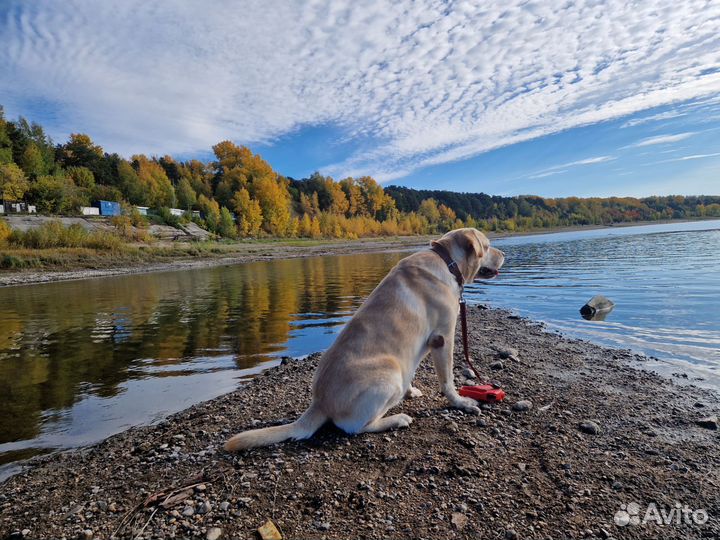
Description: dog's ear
xmin=458 ymin=230 xmax=483 ymax=259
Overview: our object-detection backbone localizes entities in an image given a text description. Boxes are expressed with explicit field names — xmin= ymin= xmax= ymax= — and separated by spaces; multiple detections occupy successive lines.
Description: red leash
xmin=430 ymin=244 xmax=505 ymax=403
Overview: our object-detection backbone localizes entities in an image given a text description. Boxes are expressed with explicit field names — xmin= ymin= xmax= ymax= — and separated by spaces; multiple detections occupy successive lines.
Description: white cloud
xmin=620 ymin=110 xmax=686 ymax=128
xmin=628 ymin=132 xmax=696 ymax=147
xmin=525 ymin=155 xmax=615 ymax=179
xmin=1 ymin=0 xmax=720 ymax=180
xmin=667 ymin=152 xmax=720 ymax=161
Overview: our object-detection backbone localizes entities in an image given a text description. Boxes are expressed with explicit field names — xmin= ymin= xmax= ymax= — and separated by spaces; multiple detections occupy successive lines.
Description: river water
xmin=1 ymin=219 xmax=718 ymax=477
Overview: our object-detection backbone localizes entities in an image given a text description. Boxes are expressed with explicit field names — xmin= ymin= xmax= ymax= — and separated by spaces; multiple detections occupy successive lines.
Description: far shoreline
xmin=0 ymin=217 xmax=716 ymax=288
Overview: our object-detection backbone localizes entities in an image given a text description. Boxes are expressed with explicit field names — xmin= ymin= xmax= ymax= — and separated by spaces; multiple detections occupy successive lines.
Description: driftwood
xmin=580 ymin=295 xmax=615 ymax=321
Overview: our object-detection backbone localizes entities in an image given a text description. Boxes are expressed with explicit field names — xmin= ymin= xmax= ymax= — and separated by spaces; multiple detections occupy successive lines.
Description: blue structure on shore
xmin=99 ymin=200 xmax=121 ymax=217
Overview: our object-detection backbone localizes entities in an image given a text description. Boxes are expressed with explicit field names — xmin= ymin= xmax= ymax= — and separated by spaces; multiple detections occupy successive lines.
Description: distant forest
xmin=1 ymin=104 xmax=718 ymax=239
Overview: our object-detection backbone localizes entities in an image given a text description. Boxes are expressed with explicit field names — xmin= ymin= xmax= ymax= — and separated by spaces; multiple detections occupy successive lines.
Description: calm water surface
xmin=1 ymin=219 xmax=719 ymax=477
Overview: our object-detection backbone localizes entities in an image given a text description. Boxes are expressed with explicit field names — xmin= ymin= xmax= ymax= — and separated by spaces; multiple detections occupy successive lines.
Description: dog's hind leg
xmin=332 ymin=363 xmax=409 ymax=435
xmin=404 ymin=386 xmax=423 ymax=398
xmin=361 ymin=413 xmax=413 ymax=432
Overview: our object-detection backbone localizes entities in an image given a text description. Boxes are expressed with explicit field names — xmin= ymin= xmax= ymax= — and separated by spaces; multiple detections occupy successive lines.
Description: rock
xmin=451 ymin=512 xmax=468 ymax=530
xmin=497 ymin=347 xmax=519 ymax=359
xmin=490 ymin=360 xmax=504 ymax=370
xmin=182 ymin=506 xmax=195 ymax=517
xmin=696 ymin=415 xmax=718 ymax=430
xmin=505 ymin=529 xmax=518 ymax=540
xmin=512 ymin=400 xmax=532 ymax=412
xmin=108 ymin=502 xmax=118 ymax=513
xmin=21 ymin=530 xmax=30 ymax=538
xmin=315 ymin=521 xmax=331 ymax=531
xmin=198 ymin=501 xmax=212 ymax=514
xmin=461 ymin=367 xmax=476 ymax=379
xmin=580 ymin=295 xmax=615 ymax=321
xmin=206 ymin=527 xmax=223 ymax=540
xmin=579 ymin=420 xmax=601 ymax=435
xmin=257 ymin=520 xmax=282 ymax=540
xmin=194 ymin=483 xmax=207 ymax=492
xmin=219 ymin=501 xmax=230 ymax=512
xmin=612 ymin=481 xmax=623 ymax=491
xmin=81 ymin=530 xmax=93 ymax=540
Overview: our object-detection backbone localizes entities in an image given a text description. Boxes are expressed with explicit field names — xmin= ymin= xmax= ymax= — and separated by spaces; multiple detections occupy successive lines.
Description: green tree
xmin=218 ymin=207 xmax=237 ymax=239
xmin=0 ymin=106 xmax=12 ymax=164
xmin=198 ymin=194 xmax=221 ymax=233
xmin=177 ymin=177 xmax=197 ymax=210
xmin=66 ymin=166 xmax=95 ymax=189
xmin=19 ymin=142 xmax=48 ymax=178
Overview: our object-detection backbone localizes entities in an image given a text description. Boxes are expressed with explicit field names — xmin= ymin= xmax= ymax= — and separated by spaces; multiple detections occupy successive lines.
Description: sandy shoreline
xmin=2 ymin=218 xmax=714 ymax=288
xmin=1 ymin=307 xmax=718 ymax=539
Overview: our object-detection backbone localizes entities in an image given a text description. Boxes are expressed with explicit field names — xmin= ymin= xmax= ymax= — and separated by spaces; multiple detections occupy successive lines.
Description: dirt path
xmin=1 ymin=307 xmax=718 ymax=539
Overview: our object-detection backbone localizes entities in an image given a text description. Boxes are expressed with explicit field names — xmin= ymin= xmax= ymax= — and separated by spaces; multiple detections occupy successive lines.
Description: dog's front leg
xmin=430 ymin=333 xmax=481 ymax=415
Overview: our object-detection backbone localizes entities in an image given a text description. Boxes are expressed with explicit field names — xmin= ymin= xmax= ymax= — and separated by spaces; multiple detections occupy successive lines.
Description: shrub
xmin=9 ymin=220 xmax=124 ymax=250
xmin=0 ymin=218 xmax=11 ymax=245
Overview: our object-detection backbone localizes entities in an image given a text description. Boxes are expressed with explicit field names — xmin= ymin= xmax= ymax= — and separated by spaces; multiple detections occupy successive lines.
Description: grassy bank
xmin=0 ymin=307 xmax=717 ymax=539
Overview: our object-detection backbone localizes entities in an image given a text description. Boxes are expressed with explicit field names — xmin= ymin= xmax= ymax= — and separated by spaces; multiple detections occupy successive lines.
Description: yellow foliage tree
xmin=232 ymin=188 xmax=263 ymax=237
xmin=253 ymin=176 xmax=292 ymax=235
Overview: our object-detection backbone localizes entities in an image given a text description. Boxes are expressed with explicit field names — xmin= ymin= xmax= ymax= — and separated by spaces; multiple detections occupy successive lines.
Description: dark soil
xmin=1 ymin=307 xmax=718 ymax=539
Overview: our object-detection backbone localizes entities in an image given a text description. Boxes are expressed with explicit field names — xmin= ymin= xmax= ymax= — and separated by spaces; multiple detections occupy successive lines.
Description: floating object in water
xmin=580 ymin=295 xmax=615 ymax=321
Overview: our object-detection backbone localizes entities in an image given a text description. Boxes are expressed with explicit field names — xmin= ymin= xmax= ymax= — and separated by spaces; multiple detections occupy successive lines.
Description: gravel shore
xmin=1 ymin=307 xmax=718 ymax=539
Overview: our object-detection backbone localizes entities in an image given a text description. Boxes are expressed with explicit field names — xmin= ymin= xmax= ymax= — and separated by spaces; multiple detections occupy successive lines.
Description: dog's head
xmin=431 ymin=228 xmax=505 ymax=283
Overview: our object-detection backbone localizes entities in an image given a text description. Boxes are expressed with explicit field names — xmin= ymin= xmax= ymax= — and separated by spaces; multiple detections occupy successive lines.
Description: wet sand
xmin=1 ymin=307 xmax=718 ymax=539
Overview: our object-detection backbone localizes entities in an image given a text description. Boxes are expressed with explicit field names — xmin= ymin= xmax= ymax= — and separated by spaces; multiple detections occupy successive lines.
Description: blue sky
xmin=1 ymin=0 xmax=719 ymax=198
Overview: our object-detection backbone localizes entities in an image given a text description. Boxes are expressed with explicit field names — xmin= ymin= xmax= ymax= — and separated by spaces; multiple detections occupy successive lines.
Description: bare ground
xmin=0 ymin=307 xmax=718 ymax=540
xmin=0 ymin=237 xmax=430 ymax=288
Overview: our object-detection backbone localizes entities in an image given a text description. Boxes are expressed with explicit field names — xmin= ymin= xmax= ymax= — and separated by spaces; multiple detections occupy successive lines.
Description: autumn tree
xmin=340 ymin=177 xmax=365 ymax=216
xmin=117 ymin=160 xmax=145 ymax=205
xmin=418 ymin=198 xmax=441 ymax=224
xmin=253 ymin=176 xmax=292 ymax=235
xmin=0 ymin=162 xmax=29 ymax=203
xmin=132 ymin=155 xmax=176 ymax=208
xmin=232 ymin=188 xmax=263 ymax=237
xmin=59 ymin=133 xmax=104 ymax=170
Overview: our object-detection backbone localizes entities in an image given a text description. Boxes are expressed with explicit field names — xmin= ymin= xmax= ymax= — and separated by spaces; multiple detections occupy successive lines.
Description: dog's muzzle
xmin=475 ymin=267 xmax=500 ymax=280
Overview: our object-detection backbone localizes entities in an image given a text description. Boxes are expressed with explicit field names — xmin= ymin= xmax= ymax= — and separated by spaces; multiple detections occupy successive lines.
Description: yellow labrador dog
xmin=225 ymin=228 xmax=504 ymax=451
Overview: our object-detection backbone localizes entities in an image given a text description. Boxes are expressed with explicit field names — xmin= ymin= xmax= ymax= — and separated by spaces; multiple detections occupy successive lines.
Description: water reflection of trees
xmin=0 ymin=252 xmax=403 ymax=444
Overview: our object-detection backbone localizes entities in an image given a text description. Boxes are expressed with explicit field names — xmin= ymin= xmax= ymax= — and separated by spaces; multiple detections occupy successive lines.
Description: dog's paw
xmin=405 ymin=386 xmax=423 ymax=399
xmin=451 ymin=397 xmax=481 ymax=416
xmin=395 ymin=413 xmax=413 ymax=428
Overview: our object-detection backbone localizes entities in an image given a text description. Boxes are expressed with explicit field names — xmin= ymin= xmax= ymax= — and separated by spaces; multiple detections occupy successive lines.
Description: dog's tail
xmin=224 ymin=402 xmax=327 ymax=452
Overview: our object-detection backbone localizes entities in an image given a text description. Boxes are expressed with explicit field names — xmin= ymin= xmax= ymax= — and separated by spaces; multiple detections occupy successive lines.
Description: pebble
xmin=695 ymin=415 xmax=718 ymax=430
xmin=198 ymin=501 xmax=212 ymax=514
xmin=505 ymin=529 xmax=518 ymax=540
xmin=81 ymin=530 xmax=93 ymax=540
xmin=578 ymin=420 xmax=601 ymax=435
xmin=461 ymin=368 xmax=476 ymax=379
xmin=21 ymin=530 xmax=30 ymax=538
xmin=219 ymin=501 xmax=230 ymax=512
xmin=512 ymin=400 xmax=532 ymax=412
xmin=490 ymin=360 xmax=504 ymax=370
xmin=195 ymin=484 xmax=207 ymax=492
xmin=451 ymin=512 xmax=468 ymax=530
xmin=206 ymin=527 xmax=223 ymax=540
xmin=315 ymin=521 xmax=331 ymax=530
xmin=182 ymin=506 xmax=195 ymax=517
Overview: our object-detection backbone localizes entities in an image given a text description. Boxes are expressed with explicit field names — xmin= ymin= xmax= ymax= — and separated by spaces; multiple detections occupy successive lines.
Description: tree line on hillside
xmin=1 ymin=104 xmax=718 ymax=240
xmin=385 ymin=187 xmax=720 ymax=231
